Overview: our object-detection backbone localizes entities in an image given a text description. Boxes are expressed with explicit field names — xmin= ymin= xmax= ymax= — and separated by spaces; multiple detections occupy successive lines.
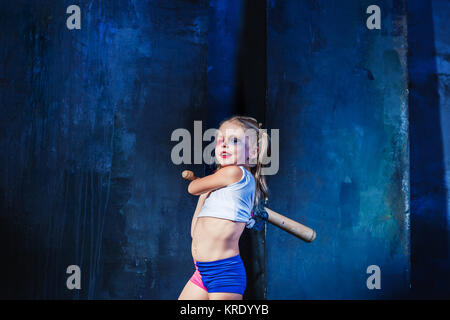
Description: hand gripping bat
xmin=182 ymin=170 xmax=316 ymax=242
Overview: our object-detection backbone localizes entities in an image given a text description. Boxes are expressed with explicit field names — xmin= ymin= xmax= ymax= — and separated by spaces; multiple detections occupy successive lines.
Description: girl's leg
xmin=208 ymin=292 xmax=242 ymax=300
xmin=178 ymin=280 xmax=209 ymax=300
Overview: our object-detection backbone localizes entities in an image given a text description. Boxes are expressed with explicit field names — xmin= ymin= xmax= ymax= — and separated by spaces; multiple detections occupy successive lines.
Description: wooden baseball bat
xmin=182 ymin=170 xmax=316 ymax=242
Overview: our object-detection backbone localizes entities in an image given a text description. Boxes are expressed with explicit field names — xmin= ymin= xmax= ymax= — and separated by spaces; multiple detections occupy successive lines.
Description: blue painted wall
xmin=266 ymin=0 xmax=410 ymax=299
xmin=0 ymin=0 xmax=449 ymax=299
xmin=0 ymin=0 xmax=208 ymax=299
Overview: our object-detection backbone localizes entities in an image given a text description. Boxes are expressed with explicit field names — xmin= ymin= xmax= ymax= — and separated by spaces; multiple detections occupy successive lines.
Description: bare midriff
xmin=192 ymin=216 xmax=246 ymax=262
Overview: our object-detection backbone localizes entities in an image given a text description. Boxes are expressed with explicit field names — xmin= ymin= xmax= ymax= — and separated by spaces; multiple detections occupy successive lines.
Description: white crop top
xmin=197 ymin=165 xmax=256 ymax=223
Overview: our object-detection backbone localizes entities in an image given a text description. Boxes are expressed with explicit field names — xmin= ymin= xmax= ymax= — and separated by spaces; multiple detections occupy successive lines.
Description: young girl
xmin=178 ymin=115 xmax=269 ymax=300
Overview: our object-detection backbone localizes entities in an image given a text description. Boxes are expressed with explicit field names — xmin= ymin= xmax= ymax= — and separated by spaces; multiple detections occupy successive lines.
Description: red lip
xmin=220 ymin=152 xmax=231 ymax=158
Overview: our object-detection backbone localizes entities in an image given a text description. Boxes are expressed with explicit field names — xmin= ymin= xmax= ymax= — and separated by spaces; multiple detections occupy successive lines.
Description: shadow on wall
xmin=408 ymin=0 xmax=450 ymax=299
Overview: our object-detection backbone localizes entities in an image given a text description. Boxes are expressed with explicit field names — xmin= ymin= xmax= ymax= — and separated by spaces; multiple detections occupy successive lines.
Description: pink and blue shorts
xmin=189 ymin=254 xmax=247 ymax=295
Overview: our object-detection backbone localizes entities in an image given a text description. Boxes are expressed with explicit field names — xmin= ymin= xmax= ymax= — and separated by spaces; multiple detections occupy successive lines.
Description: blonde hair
xmin=215 ymin=115 xmax=270 ymax=207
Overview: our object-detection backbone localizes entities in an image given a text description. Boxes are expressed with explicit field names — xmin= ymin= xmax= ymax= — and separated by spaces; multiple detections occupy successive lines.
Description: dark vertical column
xmin=204 ymin=0 xmax=244 ymax=130
xmin=235 ymin=0 xmax=267 ymax=300
xmin=408 ymin=0 xmax=450 ymax=299
xmin=205 ymin=0 xmax=267 ymax=299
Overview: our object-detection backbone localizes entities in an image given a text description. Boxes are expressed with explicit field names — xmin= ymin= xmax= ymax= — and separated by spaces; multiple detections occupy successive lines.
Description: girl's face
xmin=215 ymin=121 xmax=255 ymax=167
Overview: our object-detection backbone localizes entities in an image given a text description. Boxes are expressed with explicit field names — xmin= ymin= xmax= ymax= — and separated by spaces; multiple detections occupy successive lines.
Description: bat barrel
xmin=264 ymin=207 xmax=316 ymax=242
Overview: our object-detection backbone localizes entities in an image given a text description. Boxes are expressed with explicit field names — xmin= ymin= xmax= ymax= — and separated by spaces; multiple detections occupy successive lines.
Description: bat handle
xmin=182 ymin=170 xmax=197 ymax=181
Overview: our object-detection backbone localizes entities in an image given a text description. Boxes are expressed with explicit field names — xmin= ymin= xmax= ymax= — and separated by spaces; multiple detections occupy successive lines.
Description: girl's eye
xmin=216 ymin=136 xmax=238 ymax=144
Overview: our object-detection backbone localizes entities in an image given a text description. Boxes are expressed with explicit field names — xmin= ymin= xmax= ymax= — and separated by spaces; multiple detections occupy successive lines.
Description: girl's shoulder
xmin=226 ymin=165 xmax=255 ymax=190
xmin=219 ymin=165 xmax=244 ymax=184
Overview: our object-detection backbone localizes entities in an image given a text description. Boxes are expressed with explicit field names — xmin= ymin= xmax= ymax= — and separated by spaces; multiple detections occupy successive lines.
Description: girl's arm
xmin=191 ymin=191 xmax=211 ymax=238
xmin=187 ymin=165 xmax=243 ymax=196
